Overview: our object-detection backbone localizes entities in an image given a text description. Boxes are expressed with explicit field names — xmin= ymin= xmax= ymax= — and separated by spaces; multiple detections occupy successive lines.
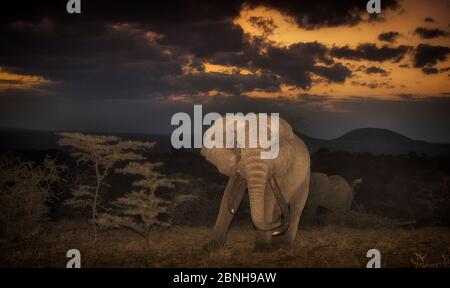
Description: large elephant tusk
xmin=227 ymin=175 xmax=246 ymax=215
xmin=269 ymin=177 xmax=290 ymax=236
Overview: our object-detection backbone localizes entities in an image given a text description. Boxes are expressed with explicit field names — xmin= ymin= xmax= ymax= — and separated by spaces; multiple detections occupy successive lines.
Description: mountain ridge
xmin=297 ymin=127 xmax=450 ymax=156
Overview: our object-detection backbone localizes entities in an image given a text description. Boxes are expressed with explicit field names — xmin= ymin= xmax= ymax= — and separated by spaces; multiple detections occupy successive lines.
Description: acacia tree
xmin=0 ymin=154 xmax=64 ymax=240
xmin=58 ymin=132 xmax=154 ymax=240
xmin=96 ymin=162 xmax=191 ymax=246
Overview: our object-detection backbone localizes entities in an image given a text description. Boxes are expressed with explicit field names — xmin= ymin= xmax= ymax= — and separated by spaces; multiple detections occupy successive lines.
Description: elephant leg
xmin=301 ymin=195 xmax=319 ymax=227
xmin=203 ymin=175 xmax=246 ymax=251
xmin=269 ymin=177 xmax=290 ymax=236
xmin=274 ymin=173 xmax=310 ymax=249
xmin=254 ymin=231 xmax=272 ymax=251
xmin=254 ymin=187 xmax=278 ymax=252
xmin=286 ymin=173 xmax=310 ymax=243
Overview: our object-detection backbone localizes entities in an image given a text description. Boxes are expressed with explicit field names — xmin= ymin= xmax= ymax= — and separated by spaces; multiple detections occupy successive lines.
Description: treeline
xmin=1 ymin=143 xmax=449 ymax=242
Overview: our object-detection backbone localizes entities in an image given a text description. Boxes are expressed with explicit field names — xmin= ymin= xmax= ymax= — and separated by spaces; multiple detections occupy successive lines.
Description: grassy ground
xmin=1 ymin=221 xmax=449 ymax=268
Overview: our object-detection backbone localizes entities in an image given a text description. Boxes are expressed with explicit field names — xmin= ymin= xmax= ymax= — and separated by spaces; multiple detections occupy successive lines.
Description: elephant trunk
xmin=245 ymin=157 xmax=282 ymax=231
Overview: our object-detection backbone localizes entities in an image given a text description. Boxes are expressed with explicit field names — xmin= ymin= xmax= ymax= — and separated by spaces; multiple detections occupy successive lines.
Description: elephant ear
xmin=273 ymin=141 xmax=295 ymax=176
xmin=277 ymin=118 xmax=295 ymax=141
xmin=271 ymin=118 xmax=295 ymax=176
xmin=201 ymin=116 xmax=240 ymax=176
xmin=201 ymin=147 xmax=239 ymax=176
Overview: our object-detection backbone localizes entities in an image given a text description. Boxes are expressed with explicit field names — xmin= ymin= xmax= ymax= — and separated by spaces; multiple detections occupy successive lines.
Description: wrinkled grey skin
xmin=302 ymin=173 xmax=361 ymax=225
xmin=201 ymin=116 xmax=310 ymax=251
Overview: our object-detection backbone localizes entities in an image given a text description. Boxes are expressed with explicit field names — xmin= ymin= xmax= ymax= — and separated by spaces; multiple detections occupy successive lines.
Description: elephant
xmin=302 ymin=172 xmax=362 ymax=225
xmin=201 ymin=115 xmax=310 ymax=251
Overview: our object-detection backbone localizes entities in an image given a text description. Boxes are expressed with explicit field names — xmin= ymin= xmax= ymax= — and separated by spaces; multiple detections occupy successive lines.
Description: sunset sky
xmin=0 ymin=0 xmax=449 ymax=142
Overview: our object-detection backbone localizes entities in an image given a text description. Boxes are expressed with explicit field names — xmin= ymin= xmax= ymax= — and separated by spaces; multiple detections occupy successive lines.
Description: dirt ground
xmin=1 ymin=221 xmax=449 ymax=268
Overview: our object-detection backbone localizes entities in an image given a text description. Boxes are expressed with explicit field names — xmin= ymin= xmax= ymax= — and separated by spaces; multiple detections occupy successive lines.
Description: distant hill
xmin=1 ymin=127 xmax=449 ymax=156
xmin=299 ymin=128 xmax=450 ymax=156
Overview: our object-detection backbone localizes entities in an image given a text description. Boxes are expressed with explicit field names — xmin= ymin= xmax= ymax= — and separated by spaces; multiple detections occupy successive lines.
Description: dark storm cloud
xmin=245 ymin=0 xmax=399 ymax=29
xmin=210 ymin=41 xmax=350 ymax=89
xmin=365 ymin=81 xmax=392 ymax=89
xmin=0 ymin=12 xmax=353 ymax=97
xmin=365 ymin=66 xmax=388 ymax=75
xmin=296 ymin=93 xmax=329 ymax=104
xmin=170 ymin=71 xmax=281 ymax=95
xmin=0 ymin=0 xmax=244 ymax=25
xmin=248 ymin=16 xmax=278 ymax=36
xmin=351 ymin=80 xmax=392 ymax=89
xmin=154 ymin=20 xmax=247 ymax=58
xmin=0 ymin=0 xmax=247 ymax=98
xmin=421 ymin=67 xmax=439 ymax=74
xmin=0 ymin=22 xmax=187 ymax=99
xmin=1 ymin=0 xmax=368 ymax=101
xmin=312 ymin=64 xmax=352 ymax=83
xmin=414 ymin=27 xmax=449 ymax=39
xmin=413 ymin=44 xmax=450 ymax=68
xmin=0 ymin=0 xmax=401 ymax=66
xmin=330 ymin=43 xmax=411 ymax=62
xmin=253 ymin=42 xmax=336 ymax=88
xmin=0 ymin=16 xmax=262 ymax=99
xmin=378 ymin=31 xmax=401 ymax=43
xmin=0 ymin=0 xmax=399 ymax=29
xmin=419 ymin=66 xmax=450 ymax=75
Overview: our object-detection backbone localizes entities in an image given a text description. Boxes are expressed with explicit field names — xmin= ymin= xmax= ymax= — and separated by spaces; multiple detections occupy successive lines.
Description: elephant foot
xmin=202 ymin=239 xmax=224 ymax=252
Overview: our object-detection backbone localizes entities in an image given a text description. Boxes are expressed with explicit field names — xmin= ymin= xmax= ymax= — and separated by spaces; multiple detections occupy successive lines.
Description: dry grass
xmin=318 ymin=210 xmax=396 ymax=228
xmin=1 ymin=220 xmax=449 ymax=268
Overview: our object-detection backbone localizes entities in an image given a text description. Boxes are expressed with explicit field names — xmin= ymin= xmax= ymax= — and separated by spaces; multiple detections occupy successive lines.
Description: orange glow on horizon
xmin=0 ymin=68 xmax=50 ymax=91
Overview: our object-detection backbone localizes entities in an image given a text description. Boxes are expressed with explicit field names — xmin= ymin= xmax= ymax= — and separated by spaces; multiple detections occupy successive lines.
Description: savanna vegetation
xmin=0 ymin=133 xmax=449 ymax=267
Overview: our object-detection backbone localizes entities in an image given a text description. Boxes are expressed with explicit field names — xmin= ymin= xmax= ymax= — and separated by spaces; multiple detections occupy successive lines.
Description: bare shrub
xmin=0 ymin=154 xmax=64 ymax=241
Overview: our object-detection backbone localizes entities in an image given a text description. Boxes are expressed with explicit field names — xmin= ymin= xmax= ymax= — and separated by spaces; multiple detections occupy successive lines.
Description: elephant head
xmin=201 ymin=115 xmax=295 ymax=233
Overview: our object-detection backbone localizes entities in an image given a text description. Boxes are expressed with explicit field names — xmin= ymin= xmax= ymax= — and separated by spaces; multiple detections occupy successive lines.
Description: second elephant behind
xmin=302 ymin=173 xmax=362 ymax=225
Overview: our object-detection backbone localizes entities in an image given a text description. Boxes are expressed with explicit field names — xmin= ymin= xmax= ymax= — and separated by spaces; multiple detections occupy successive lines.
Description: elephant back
xmin=321 ymin=175 xmax=352 ymax=211
xmin=310 ymin=172 xmax=329 ymax=201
